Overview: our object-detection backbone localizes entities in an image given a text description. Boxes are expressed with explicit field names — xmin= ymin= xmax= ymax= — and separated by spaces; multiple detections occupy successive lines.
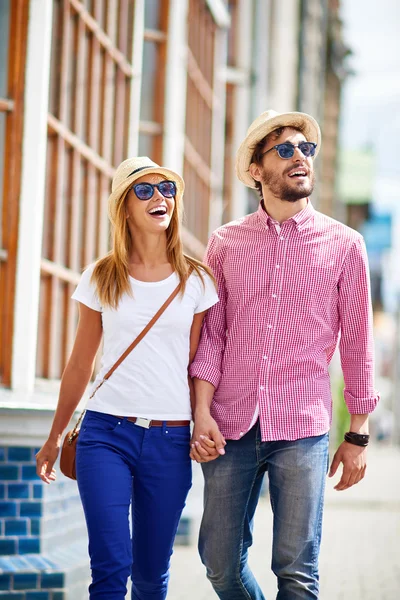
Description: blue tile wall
xmin=40 ymin=574 xmax=64 ymax=590
xmin=0 ymin=448 xmax=42 ymax=561
xmin=32 ymin=487 xmax=42 ymax=500
xmin=0 ymin=445 xmax=89 ymax=598
xmin=18 ymin=538 xmax=41 ymax=555
xmin=8 ymin=448 xmax=32 ymax=462
xmin=0 ymin=503 xmax=17 ymax=518
xmin=30 ymin=520 xmax=40 ymax=536
xmin=0 ymin=540 xmax=16 ymax=555
xmin=19 ymin=503 xmax=42 ymax=519
xmin=8 ymin=485 xmax=30 ymax=500
xmin=0 ymin=467 xmax=19 ymax=481
xmin=4 ymin=520 xmax=28 ymax=536
xmin=13 ymin=573 xmax=39 ymax=590
xmin=21 ymin=467 xmax=38 ymax=481
xmin=0 ymin=574 xmax=12 ymax=590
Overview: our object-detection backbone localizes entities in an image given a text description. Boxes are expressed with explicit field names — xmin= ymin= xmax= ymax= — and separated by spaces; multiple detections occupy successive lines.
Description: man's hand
xmin=329 ymin=441 xmax=367 ymax=491
xmin=190 ymin=411 xmax=226 ymax=463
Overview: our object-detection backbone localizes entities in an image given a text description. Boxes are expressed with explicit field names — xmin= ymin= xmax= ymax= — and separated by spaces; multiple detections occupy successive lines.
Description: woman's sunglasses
xmin=132 ymin=180 xmax=177 ymax=201
xmin=261 ymin=142 xmax=317 ymax=160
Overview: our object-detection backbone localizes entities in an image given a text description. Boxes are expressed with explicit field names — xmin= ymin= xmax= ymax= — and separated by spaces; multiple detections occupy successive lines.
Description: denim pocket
xmin=82 ymin=411 xmax=120 ymax=434
xmin=164 ymin=427 xmax=191 ymax=449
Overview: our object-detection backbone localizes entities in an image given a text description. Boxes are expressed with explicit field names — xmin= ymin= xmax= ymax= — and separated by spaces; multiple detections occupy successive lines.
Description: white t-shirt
xmin=72 ymin=266 xmax=219 ymax=419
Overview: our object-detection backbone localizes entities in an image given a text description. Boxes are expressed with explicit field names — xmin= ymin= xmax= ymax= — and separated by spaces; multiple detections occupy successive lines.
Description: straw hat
xmin=235 ymin=110 xmax=322 ymax=188
xmin=108 ymin=157 xmax=185 ymax=223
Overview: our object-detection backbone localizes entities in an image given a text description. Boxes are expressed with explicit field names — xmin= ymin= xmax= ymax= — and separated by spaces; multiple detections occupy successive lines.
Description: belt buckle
xmin=135 ymin=417 xmax=152 ymax=429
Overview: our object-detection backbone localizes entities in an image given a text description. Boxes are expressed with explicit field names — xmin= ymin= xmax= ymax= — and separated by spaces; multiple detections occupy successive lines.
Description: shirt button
xmin=239 ymin=432 xmax=244 ymax=437
xmin=280 ymin=236 xmax=285 ymax=241
xmin=262 ymin=355 xmax=268 ymax=360
xmin=276 ymin=264 xmax=280 ymax=269
xmin=272 ymin=294 xmax=277 ymax=298
xmin=260 ymin=385 xmax=265 ymax=391
xmin=267 ymin=324 xmax=272 ymax=329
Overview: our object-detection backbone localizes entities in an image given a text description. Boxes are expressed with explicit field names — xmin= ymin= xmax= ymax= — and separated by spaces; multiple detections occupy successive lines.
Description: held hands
xmin=329 ymin=441 xmax=367 ymax=491
xmin=35 ymin=439 xmax=60 ymax=484
xmin=190 ymin=412 xmax=226 ymax=463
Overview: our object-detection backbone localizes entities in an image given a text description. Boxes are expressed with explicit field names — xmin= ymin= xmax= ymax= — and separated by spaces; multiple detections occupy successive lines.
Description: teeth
xmin=289 ymin=171 xmax=306 ymax=177
xmin=149 ymin=207 xmax=167 ymax=215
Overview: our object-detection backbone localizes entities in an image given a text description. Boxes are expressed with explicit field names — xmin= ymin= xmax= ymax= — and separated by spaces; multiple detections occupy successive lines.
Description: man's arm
xmin=189 ymin=233 xmax=228 ymax=462
xmin=329 ymin=236 xmax=380 ymax=490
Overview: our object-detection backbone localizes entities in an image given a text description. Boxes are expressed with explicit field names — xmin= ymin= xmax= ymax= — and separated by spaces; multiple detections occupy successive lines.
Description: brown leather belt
xmin=117 ymin=416 xmax=190 ymax=428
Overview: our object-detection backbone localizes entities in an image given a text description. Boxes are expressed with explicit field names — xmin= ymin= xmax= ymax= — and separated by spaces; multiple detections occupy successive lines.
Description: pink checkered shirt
xmin=190 ymin=202 xmax=380 ymax=442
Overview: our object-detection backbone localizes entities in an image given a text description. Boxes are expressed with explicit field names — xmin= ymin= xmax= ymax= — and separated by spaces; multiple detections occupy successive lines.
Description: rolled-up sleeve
xmin=189 ymin=234 xmax=227 ymax=388
xmin=338 ymin=236 xmax=380 ymax=413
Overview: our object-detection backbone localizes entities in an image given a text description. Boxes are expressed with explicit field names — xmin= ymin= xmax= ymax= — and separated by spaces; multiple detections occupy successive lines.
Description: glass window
xmin=0 ymin=112 xmax=6 ymax=247
xmin=138 ymin=134 xmax=154 ymax=158
xmin=0 ymin=0 xmax=10 ymax=97
xmin=145 ymin=0 xmax=161 ymax=30
xmin=140 ymin=41 xmax=159 ymax=122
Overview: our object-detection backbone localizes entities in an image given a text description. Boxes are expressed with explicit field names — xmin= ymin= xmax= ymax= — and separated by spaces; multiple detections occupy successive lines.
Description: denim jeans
xmin=76 ymin=410 xmax=192 ymax=600
xmin=199 ymin=422 xmax=329 ymax=599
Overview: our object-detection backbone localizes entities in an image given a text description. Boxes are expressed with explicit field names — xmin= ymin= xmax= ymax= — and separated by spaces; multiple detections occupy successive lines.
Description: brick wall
xmin=0 ymin=444 xmax=192 ymax=598
xmin=0 ymin=446 xmax=88 ymax=599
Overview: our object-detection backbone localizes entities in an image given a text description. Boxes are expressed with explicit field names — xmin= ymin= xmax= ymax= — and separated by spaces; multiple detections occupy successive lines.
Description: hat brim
xmin=235 ymin=111 xmax=322 ymax=188
xmin=108 ymin=166 xmax=185 ymax=222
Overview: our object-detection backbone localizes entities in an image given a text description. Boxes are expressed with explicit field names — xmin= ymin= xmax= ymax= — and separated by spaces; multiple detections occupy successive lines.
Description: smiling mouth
xmin=148 ymin=206 xmax=168 ymax=217
xmin=288 ymin=169 xmax=308 ymax=179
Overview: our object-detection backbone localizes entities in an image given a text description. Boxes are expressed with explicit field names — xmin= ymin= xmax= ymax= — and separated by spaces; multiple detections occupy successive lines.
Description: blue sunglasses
xmin=261 ymin=142 xmax=317 ymax=160
xmin=132 ymin=180 xmax=177 ymax=201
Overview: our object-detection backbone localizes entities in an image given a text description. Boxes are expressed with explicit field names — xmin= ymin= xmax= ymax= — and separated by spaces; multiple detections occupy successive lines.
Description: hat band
xmin=127 ymin=166 xmax=154 ymax=178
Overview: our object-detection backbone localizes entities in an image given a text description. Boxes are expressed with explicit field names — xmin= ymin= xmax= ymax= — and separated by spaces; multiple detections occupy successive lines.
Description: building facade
xmin=0 ymin=1 xmax=347 ymax=597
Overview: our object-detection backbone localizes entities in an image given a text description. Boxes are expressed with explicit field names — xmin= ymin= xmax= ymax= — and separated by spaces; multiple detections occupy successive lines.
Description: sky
xmin=340 ymin=0 xmax=400 ymax=213
xmin=340 ymin=0 xmax=400 ymax=150
xmin=339 ymin=0 xmax=400 ymax=305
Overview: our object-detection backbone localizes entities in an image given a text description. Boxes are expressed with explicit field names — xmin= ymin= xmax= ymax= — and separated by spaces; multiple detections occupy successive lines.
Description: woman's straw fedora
xmin=108 ymin=157 xmax=185 ymax=223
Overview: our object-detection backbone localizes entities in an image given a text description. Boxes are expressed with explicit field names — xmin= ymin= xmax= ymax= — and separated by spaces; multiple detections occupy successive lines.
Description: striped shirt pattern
xmin=190 ymin=202 xmax=380 ymax=441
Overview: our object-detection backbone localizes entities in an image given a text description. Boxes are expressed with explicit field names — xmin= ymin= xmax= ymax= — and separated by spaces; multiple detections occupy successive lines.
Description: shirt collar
xmin=256 ymin=199 xmax=315 ymax=231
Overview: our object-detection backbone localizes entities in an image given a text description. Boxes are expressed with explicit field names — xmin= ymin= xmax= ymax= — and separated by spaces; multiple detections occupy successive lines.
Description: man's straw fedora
xmin=235 ymin=110 xmax=322 ymax=188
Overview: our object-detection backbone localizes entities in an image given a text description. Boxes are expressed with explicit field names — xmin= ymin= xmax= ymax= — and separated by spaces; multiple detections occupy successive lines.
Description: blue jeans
xmin=76 ymin=410 xmax=192 ymax=600
xmin=199 ymin=422 xmax=329 ymax=599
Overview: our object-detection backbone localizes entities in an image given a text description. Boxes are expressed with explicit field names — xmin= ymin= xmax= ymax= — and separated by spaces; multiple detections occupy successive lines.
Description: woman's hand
xmin=190 ymin=411 xmax=226 ymax=463
xmin=36 ymin=439 xmax=60 ymax=484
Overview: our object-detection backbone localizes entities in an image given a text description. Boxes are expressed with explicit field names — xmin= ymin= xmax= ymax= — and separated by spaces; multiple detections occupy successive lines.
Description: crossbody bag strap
xmin=68 ymin=280 xmax=182 ymax=442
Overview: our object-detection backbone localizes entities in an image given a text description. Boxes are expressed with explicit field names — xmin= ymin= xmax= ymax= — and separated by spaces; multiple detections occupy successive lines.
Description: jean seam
xmin=234 ymin=467 xmax=262 ymax=599
xmin=309 ymin=440 xmax=329 ymax=581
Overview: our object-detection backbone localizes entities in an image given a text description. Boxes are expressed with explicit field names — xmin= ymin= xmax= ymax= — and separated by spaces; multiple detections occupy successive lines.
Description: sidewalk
xmin=168 ymin=444 xmax=400 ymax=599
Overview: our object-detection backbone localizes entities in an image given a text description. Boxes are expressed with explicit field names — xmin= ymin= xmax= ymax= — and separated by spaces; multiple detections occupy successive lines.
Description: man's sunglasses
xmin=261 ymin=142 xmax=317 ymax=160
xmin=131 ymin=180 xmax=177 ymax=201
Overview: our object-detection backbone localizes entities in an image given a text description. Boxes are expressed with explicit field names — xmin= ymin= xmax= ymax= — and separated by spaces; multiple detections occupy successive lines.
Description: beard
xmin=260 ymin=165 xmax=315 ymax=203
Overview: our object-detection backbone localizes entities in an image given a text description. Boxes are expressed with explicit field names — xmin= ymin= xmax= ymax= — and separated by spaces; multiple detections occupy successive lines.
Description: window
xmin=138 ymin=0 xmax=168 ymax=163
xmin=183 ymin=0 xmax=219 ymax=245
xmin=36 ymin=0 xmax=135 ymax=379
xmin=0 ymin=0 xmax=28 ymax=385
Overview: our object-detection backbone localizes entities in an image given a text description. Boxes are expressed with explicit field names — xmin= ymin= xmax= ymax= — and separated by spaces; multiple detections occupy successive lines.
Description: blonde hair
xmin=91 ymin=185 xmax=214 ymax=308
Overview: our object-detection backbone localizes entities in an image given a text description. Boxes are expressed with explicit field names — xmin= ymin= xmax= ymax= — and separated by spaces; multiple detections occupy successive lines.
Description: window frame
xmin=0 ymin=0 xmax=29 ymax=386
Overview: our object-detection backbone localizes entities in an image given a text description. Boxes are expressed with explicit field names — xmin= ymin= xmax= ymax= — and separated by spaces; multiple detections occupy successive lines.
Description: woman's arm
xmin=36 ymin=303 xmax=103 ymax=483
xmin=188 ymin=311 xmax=207 ymax=414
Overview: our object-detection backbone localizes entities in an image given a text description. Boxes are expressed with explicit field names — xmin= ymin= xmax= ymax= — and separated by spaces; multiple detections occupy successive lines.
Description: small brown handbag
xmin=60 ymin=282 xmax=181 ymax=480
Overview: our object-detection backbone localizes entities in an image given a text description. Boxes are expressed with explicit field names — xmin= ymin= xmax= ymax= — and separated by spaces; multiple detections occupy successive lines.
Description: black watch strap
xmin=344 ymin=431 xmax=370 ymax=447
